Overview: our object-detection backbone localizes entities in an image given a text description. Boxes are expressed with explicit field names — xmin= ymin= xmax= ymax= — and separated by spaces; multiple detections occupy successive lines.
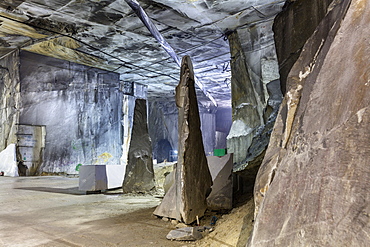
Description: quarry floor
xmin=0 ymin=176 xmax=253 ymax=247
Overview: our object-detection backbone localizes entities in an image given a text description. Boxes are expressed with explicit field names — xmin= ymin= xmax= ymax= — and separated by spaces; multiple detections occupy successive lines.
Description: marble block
xmin=79 ymin=165 xmax=125 ymax=191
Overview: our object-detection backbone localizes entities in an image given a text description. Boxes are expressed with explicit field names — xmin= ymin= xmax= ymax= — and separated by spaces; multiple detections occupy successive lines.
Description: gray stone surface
xmin=249 ymin=0 xmax=370 ymax=246
xmin=206 ymin=154 xmax=233 ymax=210
xmin=123 ymin=99 xmax=155 ymax=193
xmin=154 ymin=56 xmax=212 ymax=224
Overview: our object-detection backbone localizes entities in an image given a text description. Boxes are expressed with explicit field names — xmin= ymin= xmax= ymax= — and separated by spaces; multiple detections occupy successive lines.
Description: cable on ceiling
xmin=0 ymin=12 xmax=179 ymax=81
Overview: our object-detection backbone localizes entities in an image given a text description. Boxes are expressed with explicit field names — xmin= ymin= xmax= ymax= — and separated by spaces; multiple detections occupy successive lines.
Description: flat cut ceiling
xmin=0 ymin=0 xmax=284 ymax=107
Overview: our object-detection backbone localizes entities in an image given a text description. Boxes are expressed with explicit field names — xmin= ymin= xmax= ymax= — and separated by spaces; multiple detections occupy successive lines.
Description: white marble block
xmin=79 ymin=165 xmax=126 ymax=191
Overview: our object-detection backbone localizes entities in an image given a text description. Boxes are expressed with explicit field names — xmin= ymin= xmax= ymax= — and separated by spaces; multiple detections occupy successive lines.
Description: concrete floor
xmin=0 ymin=176 xmax=186 ymax=247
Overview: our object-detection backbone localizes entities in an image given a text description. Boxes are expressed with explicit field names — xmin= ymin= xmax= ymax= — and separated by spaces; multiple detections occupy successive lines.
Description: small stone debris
xmin=166 ymin=226 xmax=212 ymax=241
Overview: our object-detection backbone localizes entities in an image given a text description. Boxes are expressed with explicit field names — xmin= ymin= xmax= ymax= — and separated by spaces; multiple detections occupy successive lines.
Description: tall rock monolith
xmin=122 ymin=98 xmax=155 ymax=193
xmin=153 ymin=55 xmax=212 ymax=224
xmin=248 ymin=0 xmax=370 ymax=246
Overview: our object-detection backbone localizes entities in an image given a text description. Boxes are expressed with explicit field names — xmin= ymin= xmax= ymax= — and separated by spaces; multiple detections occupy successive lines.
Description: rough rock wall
xmin=19 ymin=51 xmax=122 ymax=174
xmin=0 ymin=49 xmax=20 ymax=151
xmin=273 ymin=0 xmax=334 ymax=94
xmin=249 ymin=0 xmax=370 ymax=246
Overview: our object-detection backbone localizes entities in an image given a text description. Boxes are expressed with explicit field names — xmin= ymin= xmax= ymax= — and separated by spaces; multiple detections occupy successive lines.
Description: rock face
xmin=123 ymin=99 xmax=155 ymax=193
xmin=226 ymin=20 xmax=282 ymax=172
xmin=249 ymin=0 xmax=370 ymax=246
xmin=153 ymin=56 xmax=212 ymax=224
xmin=226 ymin=30 xmax=262 ymax=166
xmin=19 ymin=51 xmax=122 ymax=174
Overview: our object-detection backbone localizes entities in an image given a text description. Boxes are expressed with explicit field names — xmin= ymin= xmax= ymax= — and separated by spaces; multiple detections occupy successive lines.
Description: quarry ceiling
xmin=0 ymin=0 xmax=284 ymax=107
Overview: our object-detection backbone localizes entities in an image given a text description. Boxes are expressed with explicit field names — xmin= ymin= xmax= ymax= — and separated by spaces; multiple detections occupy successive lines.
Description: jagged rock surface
xmin=249 ymin=0 xmax=370 ymax=246
xmin=123 ymin=99 xmax=155 ymax=193
xmin=153 ymin=56 xmax=212 ymax=224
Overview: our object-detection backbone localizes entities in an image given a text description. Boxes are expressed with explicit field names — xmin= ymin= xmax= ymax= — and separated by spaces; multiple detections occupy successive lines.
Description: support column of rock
xmin=122 ymin=98 xmax=155 ymax=193
xmin=154 ymin=56 xmax=212 ymax=224
xmin=226 ymin=31 xmax=261 ymax=166
xmin=226 ymin=24 xmax=282 ymax=173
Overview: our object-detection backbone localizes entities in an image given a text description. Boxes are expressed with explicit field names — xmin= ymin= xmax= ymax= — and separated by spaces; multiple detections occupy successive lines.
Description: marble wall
xmin=19 ymin=51 xmax=122 ymax=174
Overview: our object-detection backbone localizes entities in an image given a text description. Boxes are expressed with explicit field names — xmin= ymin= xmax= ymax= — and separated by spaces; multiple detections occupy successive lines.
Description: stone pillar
xmin=153 ymin=56 xmax=212 ymax=224
xmin=226 ymin=30 xmax=261 ymax=165
xmin=226 ymin=21 xmax=282 ymax=171
xmin=122 ymin=98 xmax=155 ymax=193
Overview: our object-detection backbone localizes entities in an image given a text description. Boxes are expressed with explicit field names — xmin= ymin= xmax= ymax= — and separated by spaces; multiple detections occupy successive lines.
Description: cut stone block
xmin=206 ymin=153 xmax=233 ymax=210
xmin=79 ymin=165 xmax=125 ymax=191
xmin=123 ymin=99 xmax=155 ymax=193
xmin=153 ymin=56 xmax=212 ymax=224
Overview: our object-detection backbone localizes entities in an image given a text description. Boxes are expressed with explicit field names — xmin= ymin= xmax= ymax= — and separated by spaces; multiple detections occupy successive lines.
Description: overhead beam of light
xmin=124 ymin=0 xmax=217 ymax=107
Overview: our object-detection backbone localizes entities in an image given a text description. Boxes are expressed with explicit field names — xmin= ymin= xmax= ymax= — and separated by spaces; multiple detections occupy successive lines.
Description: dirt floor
xmin=0 ymin=176 xmax=254 ymax=247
